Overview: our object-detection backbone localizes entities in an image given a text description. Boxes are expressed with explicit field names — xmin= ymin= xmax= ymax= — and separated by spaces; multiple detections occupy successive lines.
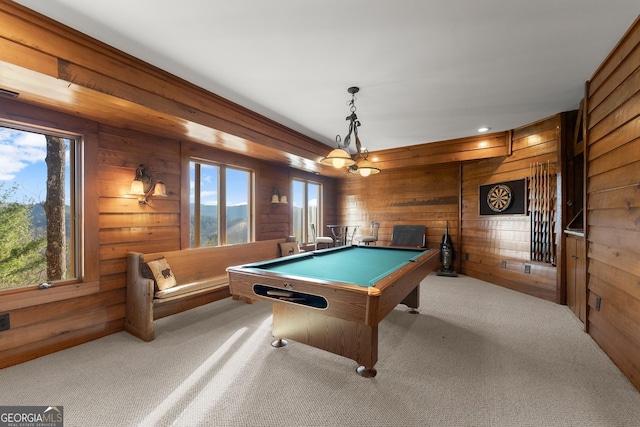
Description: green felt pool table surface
xmin=252 ymin=245 xmax=428 ymax=287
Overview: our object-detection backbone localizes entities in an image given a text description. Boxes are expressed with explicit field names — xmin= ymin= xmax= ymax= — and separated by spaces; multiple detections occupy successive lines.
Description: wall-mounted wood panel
xmin=585 ymin=15 xmax=640 ymax=391
xmin=337 ymin=163 xmax=460 ymax=255
xmin=372 ymin=132 xmax=510 ymax=171
xmin=460 ymin=115 xmax=563 ymax=302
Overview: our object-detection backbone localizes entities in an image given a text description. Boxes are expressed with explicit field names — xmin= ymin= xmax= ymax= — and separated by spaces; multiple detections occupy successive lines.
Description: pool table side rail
xmin=227 ymin=248 xmax=440 ymax=326
xmin=374 ymin=249 xmax=440 ymax=319
xmin=227 ymin=269 xmax=378 ymax=325
xmin=368 ymin=249 xmax=440 ymax=292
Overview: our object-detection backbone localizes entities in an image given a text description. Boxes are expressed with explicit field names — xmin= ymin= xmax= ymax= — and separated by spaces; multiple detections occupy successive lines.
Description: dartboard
xmin=487 ymin=184 xmax=513 ymax=212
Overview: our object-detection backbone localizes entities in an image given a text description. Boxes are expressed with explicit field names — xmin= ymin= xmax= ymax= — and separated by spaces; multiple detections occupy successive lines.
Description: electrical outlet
xmin=0 ymin=313 xmax=9 ymax=331
xmin=465 ymin=253 xmax=469 ymax=261
xmin=501 ymin=260 xmax=507 ymax=269
xmin=524 ymin=264 xmax=531 ymax=274
xmin=595 ymin=296 xmax=602 ymax=311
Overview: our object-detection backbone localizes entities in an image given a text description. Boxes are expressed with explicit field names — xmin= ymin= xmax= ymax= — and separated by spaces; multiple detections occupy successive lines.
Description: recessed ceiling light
xmin=478 ymin=127 xmax=491 ymax=133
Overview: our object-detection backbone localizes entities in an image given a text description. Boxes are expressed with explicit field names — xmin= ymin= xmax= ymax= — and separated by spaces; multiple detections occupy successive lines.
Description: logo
xmin=0 ymin=406 xmax=63 ymax=427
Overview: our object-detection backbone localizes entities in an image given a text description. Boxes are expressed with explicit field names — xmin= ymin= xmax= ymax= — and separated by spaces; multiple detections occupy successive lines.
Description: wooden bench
xmin=125 ymin=238 xmax=285 ymax=341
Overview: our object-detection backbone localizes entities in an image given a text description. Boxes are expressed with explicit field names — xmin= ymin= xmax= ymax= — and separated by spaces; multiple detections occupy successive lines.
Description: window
xmin=292 ymin=179 xmax=322 ymax=244
xmin=0 ymin=125 xmax=79 ymax=290
xmin=190 ymin=160 xmax=253 ymax=247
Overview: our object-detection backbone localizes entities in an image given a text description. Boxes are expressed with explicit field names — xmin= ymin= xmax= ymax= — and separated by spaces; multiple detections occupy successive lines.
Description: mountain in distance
xmin=194 ymin=203 xmax=247 ymax=221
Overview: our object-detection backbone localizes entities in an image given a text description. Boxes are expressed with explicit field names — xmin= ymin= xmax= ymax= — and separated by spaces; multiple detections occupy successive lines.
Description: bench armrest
xmin=125 ymin=252 xmax=156 ymax=341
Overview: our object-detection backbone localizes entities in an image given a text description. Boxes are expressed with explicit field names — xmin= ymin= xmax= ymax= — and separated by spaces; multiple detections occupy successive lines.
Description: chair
xmin=358 ymin=221 xmax=380 ymax=245
xmin=390 ymin=225 xmax=426 ymax=247
xmin=310 ymin=224 xmax=333 ymax=250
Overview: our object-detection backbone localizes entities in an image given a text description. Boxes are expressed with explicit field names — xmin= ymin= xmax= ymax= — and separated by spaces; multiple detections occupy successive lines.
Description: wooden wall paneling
xmin=5 ymin=289 xmax=125 ymax=333
xmin=587 ymin=23 xmax=640 ymax=116
xmin=258 ymin=164 xmax=292 ymax=240
xmin=584 ymin=15 xmax=640 ymax=390
xmin=0 ymin=320 xmax=123 ymax=370
xmin=462 ymin=252 xmax=557 ymax=300
xmin=98 ymin=127 xmax=182 ymax=271
xmin=372 ymin=132 xmax=510 ymax=171
xmin=0 ymin=36 xmax=58 ymax=77
xmin=587 ymin=308 xmax=640 ymax=387
xmin=589 ymin=62 xmax=640 ymax=129
xmin=99 ymin=258 xmax=127 ymax=277
xmin=0 ymin=292 xmax=125 ymax=363
xmin=55 ymin=61 xmax=332 ymax=163
xmin=460 ymin=114 xmax=563 ymax=302
xmin=589 ymin=132 xmax=640 ymax=179
xmin=588 ymin=156 xmax=640 ymax=194
xmin=338 ymin=163 xmax=460 ymax=249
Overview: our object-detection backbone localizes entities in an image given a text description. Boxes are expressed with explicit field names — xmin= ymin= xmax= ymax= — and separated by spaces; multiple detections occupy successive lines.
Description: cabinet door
xmin=566 ymin=237 xmax=578 ymax=315
xmin=565 ymin=235 xmax=586 ymax=326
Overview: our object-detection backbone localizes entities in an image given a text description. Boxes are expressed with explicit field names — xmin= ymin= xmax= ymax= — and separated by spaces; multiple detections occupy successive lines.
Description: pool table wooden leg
xmin=401 ymin=285 xmax=420 ymax=314
xmin=271 ymin=303 xmax=379 ymax=376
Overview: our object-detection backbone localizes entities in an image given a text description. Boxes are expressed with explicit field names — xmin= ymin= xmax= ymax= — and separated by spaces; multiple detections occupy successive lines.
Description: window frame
xmin=0 ymin=115 xmax=100 ymax=310
xmin=189 ymin=158 xmax=255 ymax=248
xmin=292 ymin=178 xmax=323 ymax=245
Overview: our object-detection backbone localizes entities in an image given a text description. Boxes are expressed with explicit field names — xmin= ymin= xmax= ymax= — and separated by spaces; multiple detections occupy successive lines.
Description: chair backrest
xmin=390 ymin=224 xmax=426 ymax=247
xmin=370 ymin=221 xmax=380 ymax=239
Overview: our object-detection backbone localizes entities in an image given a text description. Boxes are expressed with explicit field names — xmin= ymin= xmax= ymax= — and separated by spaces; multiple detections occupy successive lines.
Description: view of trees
xmin=0 ymin=127 xmax=73 ymax=290
xmin=189 ymin=161 xmax=252 ymax=247
xmin=190 ymin=204 xmax=248 ymax=247
xmin=0 ymin=183 xmax=47 ymax=289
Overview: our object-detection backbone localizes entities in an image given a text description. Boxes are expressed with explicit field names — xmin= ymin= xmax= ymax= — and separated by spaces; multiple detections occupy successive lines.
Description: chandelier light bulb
xmin=332 ymin=158 xmax=346 ymax=168
xmin=320 ymin=148 xmax=354 ymax=168
xmin=354 ymin=159 xmax=380 ymax=177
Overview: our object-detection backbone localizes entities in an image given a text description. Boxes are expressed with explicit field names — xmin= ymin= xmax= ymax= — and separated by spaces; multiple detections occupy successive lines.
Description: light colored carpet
xmin=2 ymin=273 xmax=640 ymax=427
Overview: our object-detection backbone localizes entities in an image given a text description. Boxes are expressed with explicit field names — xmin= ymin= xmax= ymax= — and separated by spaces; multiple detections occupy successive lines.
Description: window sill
xmin=0 ymin=280 xmax=100 ymax=312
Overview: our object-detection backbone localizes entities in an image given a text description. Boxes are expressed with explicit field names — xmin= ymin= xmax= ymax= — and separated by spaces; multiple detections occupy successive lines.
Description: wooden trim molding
xmin=0 ymin=281 xmax=100 ymax=312
xmin=371 ymin=131 xmax=510 ymax=170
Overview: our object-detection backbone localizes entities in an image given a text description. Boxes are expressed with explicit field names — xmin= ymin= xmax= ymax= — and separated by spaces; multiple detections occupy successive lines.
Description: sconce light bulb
xmin=130 ymin=180 xmax=144 ymax=195
xmin=154 ymin=181 xmax=167 ymax=197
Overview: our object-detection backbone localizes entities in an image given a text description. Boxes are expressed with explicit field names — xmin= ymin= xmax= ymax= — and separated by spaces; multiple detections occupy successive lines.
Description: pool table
xmin=227 ymin=245 xmax=440 ymax=377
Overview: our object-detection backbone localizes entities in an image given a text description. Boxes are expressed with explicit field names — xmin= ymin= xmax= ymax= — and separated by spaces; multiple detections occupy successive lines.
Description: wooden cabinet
xmin=565 ymin=233 xmax=586 ymax=326
xmin=562 ymin=105 xmax=586 ymax=327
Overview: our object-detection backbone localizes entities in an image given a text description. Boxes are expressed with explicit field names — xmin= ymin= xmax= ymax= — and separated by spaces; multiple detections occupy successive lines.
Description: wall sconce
xmin=130 ymin=164 xmax=167 ymax=204
xmin=271 ymin=186 xmax=287 ymax=204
